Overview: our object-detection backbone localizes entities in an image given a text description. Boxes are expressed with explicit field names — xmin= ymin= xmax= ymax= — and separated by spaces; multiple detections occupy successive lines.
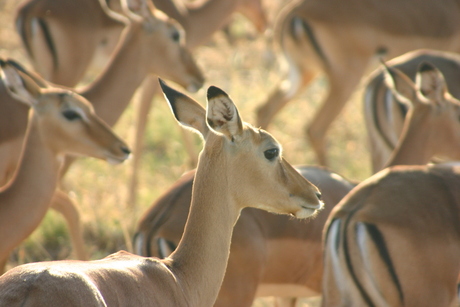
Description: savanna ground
xmin=0 ymin=0 xmax=374 ymax=305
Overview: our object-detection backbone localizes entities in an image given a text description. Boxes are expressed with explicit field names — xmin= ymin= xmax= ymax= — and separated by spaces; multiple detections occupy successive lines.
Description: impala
xmin=15 ymin=0 xmax=266 ymax=87
xmin=15 ymin=0 xmax=267 ymax=207
xmin=134 ymin=61 xmax=460 ymax=306
xmin=364 ymin=49 xmax=460 ymax=172
xmin=122 ymin=0 xmax=267 ymax=206
xmin=134 ymin=165 xmax=355 ymax=307
xmin=0 ymin=0 xmax=203 ymax=271
xmin=256 ymin=0 xmax=460 ymax=166
xmin=0 ymin=59 xmax=130 ymax=275
xmin=322 ymin=62 xmax=460 ymax=306
xmin=0 ymin=79 xmax=323 ymax=306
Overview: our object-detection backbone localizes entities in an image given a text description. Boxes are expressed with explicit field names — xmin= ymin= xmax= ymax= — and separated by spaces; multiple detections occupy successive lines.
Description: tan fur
xmin=0 ymin=60 xmax=130 ymax=276
xmin=364 ymin=50 xmax=460 ymax=172
xmin=134 ymin=165 xmax=356 ymax=307
xmin=322 ymin=58 xmax=460 ymax=306
xmin=0 ymin=82 xmax=322 ymax=307
xmin=0 ymin=0 xmax=204 ymax=270
xmin=256 ymin=0 xmax=460 ymax=166
xmin=322 ymin=164 xmax=460 ymax=307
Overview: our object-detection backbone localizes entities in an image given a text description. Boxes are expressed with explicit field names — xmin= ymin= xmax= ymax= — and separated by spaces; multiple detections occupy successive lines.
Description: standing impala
xmin=256 ymin=0 xmax=460 ymax=166
xmin=0 ymin=80 xmax=323 ymax=306
xmin=0 ymin=0 xmax=203 ymax=271
xmin=0 ymin=59 xmax=130 ymax=276
xmin=364 ymin=49 xmax=460 ymax=172
xmin=322 ymin=62 xmax=460 ymax=306
xmin=134 ymin=61 xmax=460 ymax=306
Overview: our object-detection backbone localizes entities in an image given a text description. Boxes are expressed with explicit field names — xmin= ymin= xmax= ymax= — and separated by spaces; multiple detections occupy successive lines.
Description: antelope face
xmin=37 ymin=90 xmax=131 ymax=163
xmin=141 ymin=11 xmax=204 ymax=93
xmin=159 ymin=79 xmax=323 ymax=219
xmin=221 ymin=125 xmax=324 ymax=218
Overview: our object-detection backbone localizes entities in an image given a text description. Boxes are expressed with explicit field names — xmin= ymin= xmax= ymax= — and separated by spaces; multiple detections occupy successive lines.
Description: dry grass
xmin=0 ymin=0 xmax=374 ymax=306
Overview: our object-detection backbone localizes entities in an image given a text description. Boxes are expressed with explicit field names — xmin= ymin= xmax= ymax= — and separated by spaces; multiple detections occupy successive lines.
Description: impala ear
xmin=382 ymin=61 xmax=417 ymax=108
xmin=415 ymin=62 xmax=447 ymax=101
xmin=159 ymin=79 xmax=210 ymax=139
xmin=0 ymin=59 xmax=41 ymax=107
xmin=206 ymin=86 xmax=243 ymax=141
xmin=6 ymin=59 xmax=48 ymax=88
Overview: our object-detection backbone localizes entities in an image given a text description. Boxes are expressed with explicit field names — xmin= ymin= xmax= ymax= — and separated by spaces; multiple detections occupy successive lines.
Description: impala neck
xmin=185 ymin=0 xmax=240 ymax=48
xmin=0 ymin=114 xmax=61 ymax=253
xmin=168 ymin=143 xmax=241 ymax=306
xmin=386 ymin=110 xmax=434 ymax=168
xmin=79 ymin=23 xmax=147 ymax=127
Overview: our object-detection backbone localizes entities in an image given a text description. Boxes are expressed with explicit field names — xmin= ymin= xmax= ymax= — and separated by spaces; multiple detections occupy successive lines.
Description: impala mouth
xmin=106 ymin=152 xmax=131 ymax=165
xmin=294 ymin=201 xmax=324 ymax=219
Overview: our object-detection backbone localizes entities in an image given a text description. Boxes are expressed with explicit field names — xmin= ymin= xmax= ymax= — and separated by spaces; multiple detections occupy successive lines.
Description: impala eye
xmin=264 ymin=148 xmax=279 ymax=161
xmin=62 ymin=110 xmax=81 ymax=121
xmin=171 ymin=30 xmax=180 ymax=42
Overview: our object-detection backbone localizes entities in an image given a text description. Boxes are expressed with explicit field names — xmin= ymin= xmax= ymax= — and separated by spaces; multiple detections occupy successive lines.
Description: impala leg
xmin=256 ymin=68 xmax=316 ymax=130
xmin=50 ymin=190 xmax=88 ymax=260
xmin=306 ymin=62 xmax=367 ymax=166
xmin=128 ymin=76 xmax=158 ymax=208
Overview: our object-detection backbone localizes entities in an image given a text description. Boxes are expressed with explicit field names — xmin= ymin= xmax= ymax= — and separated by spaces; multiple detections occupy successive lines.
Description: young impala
xmin=0 ymin=79 xmax=322 ymax=306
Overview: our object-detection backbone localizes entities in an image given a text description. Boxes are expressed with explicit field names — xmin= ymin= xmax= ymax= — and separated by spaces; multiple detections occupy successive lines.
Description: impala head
xmin=383 ymin=61 xmax=460 ymax=161
xmin=116 ymin=0 xmax=204 ymax=92
xmin=0 ymin=59 xmax=131 ymax=163
xmin=159 ymin=79 xmax=323 ymax=218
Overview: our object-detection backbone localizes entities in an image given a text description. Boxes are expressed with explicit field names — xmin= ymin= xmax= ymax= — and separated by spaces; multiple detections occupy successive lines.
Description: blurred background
xmin=0 ymin=0 xmax=372 ymax=305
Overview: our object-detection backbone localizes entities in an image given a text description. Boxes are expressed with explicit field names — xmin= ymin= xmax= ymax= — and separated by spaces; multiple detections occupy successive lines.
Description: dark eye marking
xmin=264 ymin=148 xmax=279 ymax=161
xmin=62 ymin=110 xmax=81 ymax=121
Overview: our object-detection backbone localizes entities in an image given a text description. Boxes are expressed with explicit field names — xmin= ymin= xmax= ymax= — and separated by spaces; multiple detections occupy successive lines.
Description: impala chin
xmin=294 ymin=201 xmax=324 ymax=219
xmin=106 ymin=155 xmax=129 ymax=165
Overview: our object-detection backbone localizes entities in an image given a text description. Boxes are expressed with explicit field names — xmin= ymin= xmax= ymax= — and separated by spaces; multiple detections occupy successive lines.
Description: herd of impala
xmin=0 ymin=0 xmax=459 ymax=306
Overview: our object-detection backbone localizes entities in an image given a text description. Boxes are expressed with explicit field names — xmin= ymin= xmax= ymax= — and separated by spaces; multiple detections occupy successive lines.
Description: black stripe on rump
xmin=343 ymin=209 xmax=376 ymax=307
xmin=364 ymin=222 xmax=404 ymax=304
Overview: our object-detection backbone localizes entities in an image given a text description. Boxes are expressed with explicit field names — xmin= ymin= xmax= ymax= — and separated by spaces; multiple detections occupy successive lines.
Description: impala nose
xmin=121 ymin=146 xmax=131 ymax=156
xmin=315 ymin=191 xmax=322 ymax=201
